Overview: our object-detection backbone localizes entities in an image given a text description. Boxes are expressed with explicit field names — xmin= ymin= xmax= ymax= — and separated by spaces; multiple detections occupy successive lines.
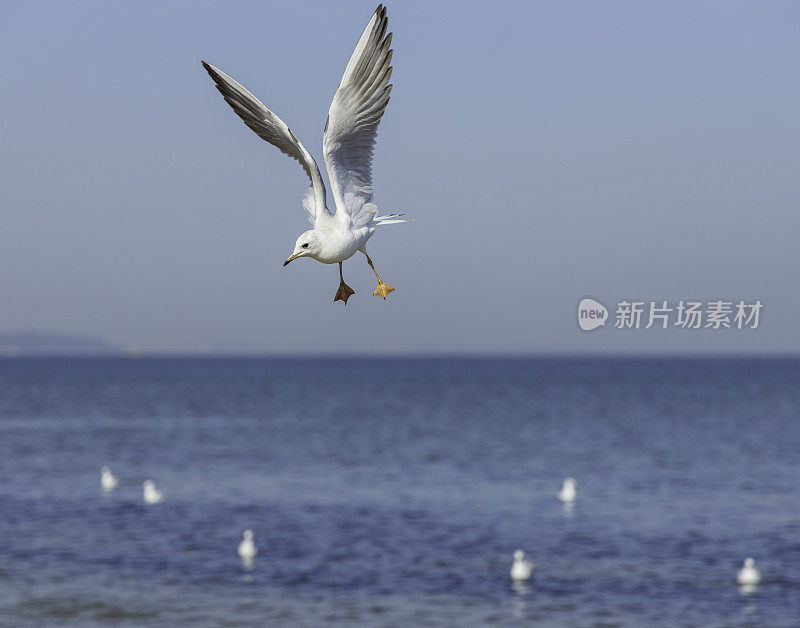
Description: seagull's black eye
xmin=302 ymin=243 xmax=309 ymax=248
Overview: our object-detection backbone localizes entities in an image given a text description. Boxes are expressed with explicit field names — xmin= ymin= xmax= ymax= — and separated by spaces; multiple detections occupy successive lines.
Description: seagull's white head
xmin=101 ymin=466 xmax=110 ymax=474
xmin=513 ymin=550 xmax=524 ymax=561
xmin=284 ymin=230 xmax=323 ymax=265
xmin=243 ymin=529 xmax=253 ymax=538
xmin=744 ymin=557 xmax=755 ymax=568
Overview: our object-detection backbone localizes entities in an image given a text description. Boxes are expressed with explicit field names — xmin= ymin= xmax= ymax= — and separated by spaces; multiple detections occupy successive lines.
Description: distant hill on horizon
xmin=0 ymin=331 xmax=120 ymax=356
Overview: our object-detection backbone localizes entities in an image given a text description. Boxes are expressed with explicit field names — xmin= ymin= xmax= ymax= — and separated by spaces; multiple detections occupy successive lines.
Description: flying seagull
xmin=202 ymin=4 xmax=408 ymax=304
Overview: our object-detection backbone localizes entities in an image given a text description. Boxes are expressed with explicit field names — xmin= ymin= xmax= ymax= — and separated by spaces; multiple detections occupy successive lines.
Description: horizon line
xmin=1 ymin=351 xmax=799 ymax=360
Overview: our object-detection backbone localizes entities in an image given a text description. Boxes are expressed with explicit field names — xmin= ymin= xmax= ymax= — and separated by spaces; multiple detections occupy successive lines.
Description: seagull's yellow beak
xmin=283 ymin=252 xmax=301 ymax=267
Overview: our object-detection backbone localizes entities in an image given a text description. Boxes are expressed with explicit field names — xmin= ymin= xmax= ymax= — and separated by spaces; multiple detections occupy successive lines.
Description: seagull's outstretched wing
xmin=202 ymin=61 xmax=330 ymax=225
xmin=323 ymin=5 xmax=393 ymax=227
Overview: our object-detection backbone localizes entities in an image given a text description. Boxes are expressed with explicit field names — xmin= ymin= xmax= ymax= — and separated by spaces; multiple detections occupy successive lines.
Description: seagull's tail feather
xmin=374 ymin=213 xmax=412 ymax=225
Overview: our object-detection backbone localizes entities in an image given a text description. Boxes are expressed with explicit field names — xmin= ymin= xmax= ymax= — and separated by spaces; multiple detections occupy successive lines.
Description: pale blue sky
xmin=1 ymin=1 xmax=798 ymax=354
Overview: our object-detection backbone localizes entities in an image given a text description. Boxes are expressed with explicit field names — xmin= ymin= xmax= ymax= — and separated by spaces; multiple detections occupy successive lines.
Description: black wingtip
xmin=201 ymin=61 xmax=221 ymax=84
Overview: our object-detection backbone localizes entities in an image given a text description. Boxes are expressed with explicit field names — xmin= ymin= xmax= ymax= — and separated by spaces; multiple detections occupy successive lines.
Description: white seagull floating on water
xmin=100 ymin=466 xmax=118 ymax=492
xmin=238 ymin=529 xmax=258 ymax=560
xmin=202 ymin=4 xmax=408 ymax=305
xmin=737 ymin=557 xmax=761 ymax=586
xmin=510 ymin=550 xmax=535 ymax=581
xmin=142 ymin=480 xmax=165 ymax=505
xmin=558 ymin=477 xmax=577 ymax=503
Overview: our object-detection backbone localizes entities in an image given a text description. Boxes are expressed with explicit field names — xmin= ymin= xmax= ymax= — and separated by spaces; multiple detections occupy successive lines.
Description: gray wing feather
xmin=202 ymin=61 xmax=330 ymax=225
xmin=323 ymin=5 xmax=393 ymax=226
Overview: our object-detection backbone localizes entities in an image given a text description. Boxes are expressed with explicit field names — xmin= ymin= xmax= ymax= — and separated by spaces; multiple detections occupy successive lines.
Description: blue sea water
xmin=0 ymin=357 xmax=799 ymax=627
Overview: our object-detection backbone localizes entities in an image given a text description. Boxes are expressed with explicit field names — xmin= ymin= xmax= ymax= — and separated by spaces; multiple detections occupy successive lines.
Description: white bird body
xmin=142 ymin=480 xmax=164 ymax=505
xmin=308 ymin=224 xmax=374 ymax=265
xmin=737 ymin=558 xmax=761 ymax=586
xmin=558 ymin=477 xmax=577 ymax=503
xmin=100 ymin=466 xmax=118 ymax=491
xmin=510 ymin=550 xmax=535 ymax=581
xmin=202 ymin=5 xmax=408 ymax=303
xmin=238 ymin=529 xmax=258 ymax=560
